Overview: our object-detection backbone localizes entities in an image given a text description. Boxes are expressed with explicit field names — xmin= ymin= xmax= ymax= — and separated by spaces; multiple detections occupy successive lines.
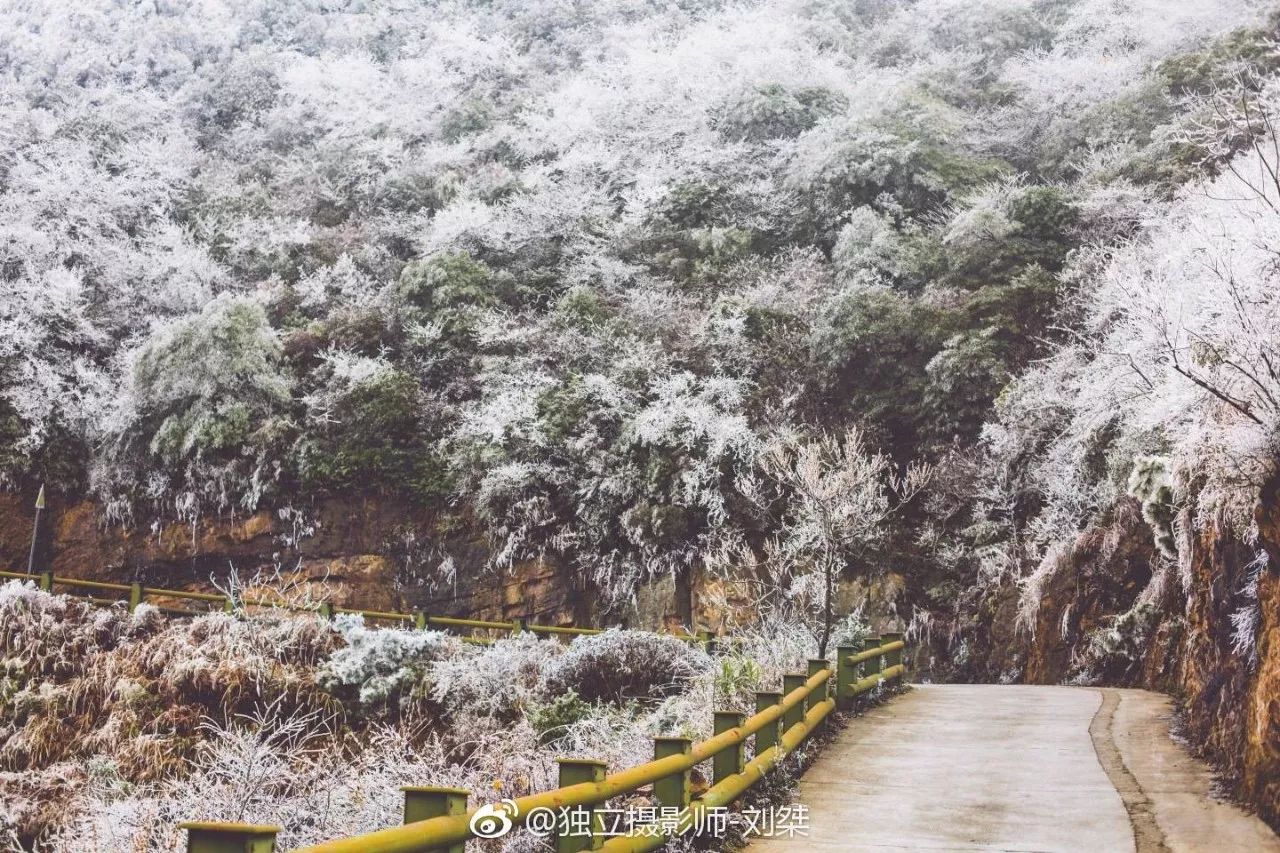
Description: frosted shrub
xmin=724 ymin=617 xmax=818 ymax=696
xmin=829 ymin=611 xmax=871 ymax=649
xmin=1127 ymin=456 xmax=1177 ymax=558
xmin=526 ymin=691 xmax=595 ymax=744
xmin=0 ymin=581 xmax=157 ymax=680
xmin=712 ymin=82 xmax=846 ymax=142
xmin=318 ymin=615 xmax=464 ymax=713
xmin=99 ymin=293 xmax=294 ymax=517
xmin=1229 ymin=551 xmax=1267 ymax=669
xmin=555 ymin=699 xmax=667 ymax=771
xmin=540 ymin=630 xmax=710 ymax=703
xmin=48 ymin=709 xmax=497 ymax=853
xmin=832 ymin=206 xmax=907 ymax=287
xmin=430 ymin=632 xmax=562 ymax=719
xmin=1076 ymin=604 xmax=1163 ymax=683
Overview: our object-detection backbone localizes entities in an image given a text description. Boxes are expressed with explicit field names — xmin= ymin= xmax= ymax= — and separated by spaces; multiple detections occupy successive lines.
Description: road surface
xmin=748 ymin=684 xmax=1280 ymax=852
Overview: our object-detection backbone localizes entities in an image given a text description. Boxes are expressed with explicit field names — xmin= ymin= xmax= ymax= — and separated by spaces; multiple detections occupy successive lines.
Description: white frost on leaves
xmin=983 ymin=84 xmax=1280 ymax=619
xmin=1230 ymin=550 xmax=1267 ymax=668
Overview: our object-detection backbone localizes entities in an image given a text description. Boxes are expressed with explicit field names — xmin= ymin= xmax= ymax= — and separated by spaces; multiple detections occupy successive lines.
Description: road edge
xmin=1089 ymin=688 xmax=1171 ymax=853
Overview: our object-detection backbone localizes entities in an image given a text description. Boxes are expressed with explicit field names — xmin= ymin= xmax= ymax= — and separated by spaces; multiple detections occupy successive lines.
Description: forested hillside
xmin=7 ymin=0 xmax=1280 ymax=845
xmin=3 ymin=0 xmax=1273 ymax=603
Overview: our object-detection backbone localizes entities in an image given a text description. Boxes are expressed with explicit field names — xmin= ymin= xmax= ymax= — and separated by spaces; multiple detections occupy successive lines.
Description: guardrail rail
xmin=0 ymin=568 xmax=609 ymax=646
xmin=175 ymin=634 xmax=908 ymax=853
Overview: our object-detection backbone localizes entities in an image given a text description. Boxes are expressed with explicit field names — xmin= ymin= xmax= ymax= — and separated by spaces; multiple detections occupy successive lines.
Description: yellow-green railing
xmin=179 ymin=634 xmax=908 ymax=853
xmin=0 ymin=568 xmax=605 ymax=645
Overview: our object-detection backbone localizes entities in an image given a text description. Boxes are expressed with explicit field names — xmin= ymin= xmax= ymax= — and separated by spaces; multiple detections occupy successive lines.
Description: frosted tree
xmin=750 ymin=428 xmax=930 ymax=656
xmin=98 ymin=294 xmax=294 ymax=518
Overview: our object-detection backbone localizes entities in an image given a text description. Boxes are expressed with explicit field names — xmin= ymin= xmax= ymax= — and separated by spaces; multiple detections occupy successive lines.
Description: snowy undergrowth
xmin=1 ymin=584 xmax=826 ymax=852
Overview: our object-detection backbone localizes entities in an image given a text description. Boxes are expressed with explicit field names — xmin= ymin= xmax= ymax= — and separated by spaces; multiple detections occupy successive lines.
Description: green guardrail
xmin=0 ymin=568 xmax=608 ymax=646
xmin=178 ymin=635 xmax=909 ymax=853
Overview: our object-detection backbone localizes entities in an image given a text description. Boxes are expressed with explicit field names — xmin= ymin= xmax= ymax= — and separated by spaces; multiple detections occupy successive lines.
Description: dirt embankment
xmin=963 ymin=481 xmax=1280 ymax=829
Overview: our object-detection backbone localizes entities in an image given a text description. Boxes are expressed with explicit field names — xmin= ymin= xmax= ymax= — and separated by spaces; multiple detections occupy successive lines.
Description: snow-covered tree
xmin=750 ymin=428 xmax=929 ymax=656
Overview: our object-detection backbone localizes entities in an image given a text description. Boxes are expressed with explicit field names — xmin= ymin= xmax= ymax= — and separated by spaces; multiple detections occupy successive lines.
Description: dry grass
xmin=2 ymin=582 xmax=823 ymax=852
xmin=0 ymin=581 xmax=340 ymax=845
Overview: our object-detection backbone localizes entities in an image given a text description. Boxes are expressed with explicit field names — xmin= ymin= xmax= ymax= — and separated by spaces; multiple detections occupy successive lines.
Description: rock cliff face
xmin=0 ymin=492 xmax=607 ymax=627
xmin=0 ymin=491 xmax=821 ymax=636
xmin=0 ymin=490 xmax=912 ymax=638
xmin=964 ymin=482 xmax=1280 ymax=829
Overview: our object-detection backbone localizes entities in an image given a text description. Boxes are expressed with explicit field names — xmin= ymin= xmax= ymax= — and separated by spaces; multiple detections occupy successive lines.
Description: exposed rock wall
xmin=969 ymin=483 xmax=1280 ymax=829
xmin=0 ymin=491 xmax=797 ymax=636
xmin=0 ymin=492 xmax=606 ymax=627
xmin=0 ymin=490 xmax=912 ymax=641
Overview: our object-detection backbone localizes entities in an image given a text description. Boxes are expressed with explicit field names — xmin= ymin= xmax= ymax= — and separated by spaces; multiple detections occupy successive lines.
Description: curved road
xmin=748 ymin=684 xmax=1280 ymax=852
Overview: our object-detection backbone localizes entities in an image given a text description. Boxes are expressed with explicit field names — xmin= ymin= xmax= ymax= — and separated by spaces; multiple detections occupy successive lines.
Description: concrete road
xmin=747 ymin=684 xmax=1280 ymax=852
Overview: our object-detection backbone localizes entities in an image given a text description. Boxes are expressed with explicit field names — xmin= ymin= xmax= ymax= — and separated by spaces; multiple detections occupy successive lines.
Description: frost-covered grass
xmin=1 ymin=583 xmax=829 ymax=851
xmin=0 ymin=581 xmax=339 ymax=846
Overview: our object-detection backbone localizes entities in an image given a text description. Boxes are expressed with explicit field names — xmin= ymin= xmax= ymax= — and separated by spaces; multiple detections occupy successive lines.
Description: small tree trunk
xmin=818 ymin=556 xmax=834 ymax=658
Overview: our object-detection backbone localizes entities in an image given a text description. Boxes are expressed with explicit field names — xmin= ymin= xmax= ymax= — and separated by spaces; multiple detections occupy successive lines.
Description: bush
xmin=396 ymin=252 xmax=495 ymax=314
xmin=526 ymin=690 xmax=594 ymax=745
xmin=318 ymin=616 xmax=463 ymax=715
xmin=429 ymin=632 xmax=562 ymax=719
xmin=923 ymin=328 xmax=1010 ymax=444
xmin=714 ymin=83 xmax=846 ymax=141
xmin=102 ymin=294 xmax=296 ymax=515
xmin=128 ymin=295 xmax=293 ymax=465
xmin=1157 ymin=26 xmax=1280 ymax=98
xmin=539 ymin=630 xmax=710 ymax=703
xmin=829 ymin=612 xmax=870 ymax=649
xmin=1078 ymin=604 xmax=1164 ymax=683
xmin=297 ymin=367 xmax=448 ymax=499
xmin=1127 ymin=456 xmax=1177 ymax=557
xmin=811 ymin=287 xmax=953 ymax=453
xmin=940 ymin=184 xmax=1079 ymax=289
xmin=554 ymin=285 xmax=611 ymax=327
xmin=712 ymin=656 xmax=763 ymax=704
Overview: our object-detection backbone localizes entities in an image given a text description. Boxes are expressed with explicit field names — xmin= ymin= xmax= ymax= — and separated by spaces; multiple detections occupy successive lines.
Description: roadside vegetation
xmin=0 ymin=582 xmax=864 ymax=851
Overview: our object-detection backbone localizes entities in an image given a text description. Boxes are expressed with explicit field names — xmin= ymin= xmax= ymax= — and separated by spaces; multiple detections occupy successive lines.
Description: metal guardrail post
xmin=807 ymin=659 xmax=828 ymax=732
xmin=836 ymin=646 xmax=857 ymax=709
xmin=807 ymin=660 xmax=828 ymax=702
xmin=38 ymin=571 xmax=52 ymax=592
xmin=861 ymin=637 xmax=882 ymax=680
xmin=129 ymin=582 xmax=144 ymax=612
xmin=180 ymin=821 xmax=280 ymax=853
xmin=557 ymin=758 xmax=608 ymax=852
xmin=712 ymin=712 xmax=746 ymax=784
xmin=882 ymin=632 xmax=904 ymax=669
xmin=401 ymin=786 xmax=468 ymax=853
xmin=653 ymin=737 xmax=693 ymax=809
xmin=512 ymin=616 xmax=527 ymax=636
xmin=223 ymin=596 xmax=235 ymax=613
xmin=782 ymin=674 xmax=806 ymax=731
xmin=318 ymin=602 xmax=335 ymax=621
xmin=697 ymin=629 xmax=716 ymax=655
xmin=413 ymin=611 xmax=428 ymax=630
xmin=754 ymin=691 xmax=782 ymax=753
